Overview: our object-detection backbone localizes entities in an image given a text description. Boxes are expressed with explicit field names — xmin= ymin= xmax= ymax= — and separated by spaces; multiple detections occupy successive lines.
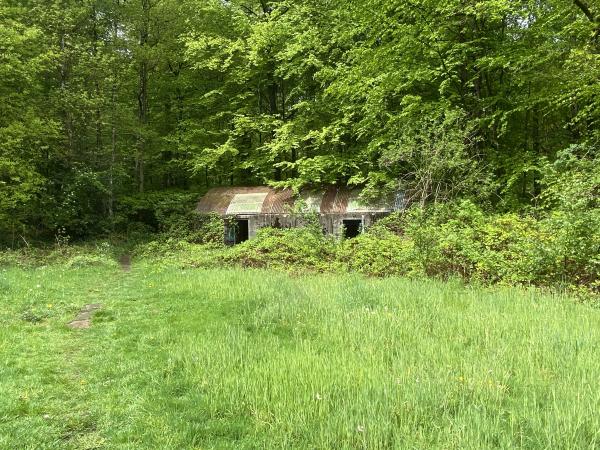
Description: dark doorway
xmin=225 ymin=219 xmax=250 ymax=245
xmin=235 ymin=219 xmax=249 ymax=243
xmin=343 ymin=219 xmax=362 ymax=238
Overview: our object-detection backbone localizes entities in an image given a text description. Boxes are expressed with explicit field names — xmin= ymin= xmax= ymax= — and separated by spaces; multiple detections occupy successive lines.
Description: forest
xmin=2 ymin=3 xmax=600 ymax=446
xmin=1 ymin=0 xmax=599 ymax=286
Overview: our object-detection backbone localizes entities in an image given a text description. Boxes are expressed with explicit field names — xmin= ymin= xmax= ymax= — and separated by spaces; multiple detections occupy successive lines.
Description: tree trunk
xmin=573 ymin=0 xmax=600 ymax=43
xmin=92 ymin=5 xmax=101 ymax=168
xmin=137 ymin=0 xmax=151 ymax=193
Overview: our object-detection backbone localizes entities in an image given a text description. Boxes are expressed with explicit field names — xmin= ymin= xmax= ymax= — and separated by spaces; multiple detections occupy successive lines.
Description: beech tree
xmin=0 ymin=0 xmax=598 ymax=243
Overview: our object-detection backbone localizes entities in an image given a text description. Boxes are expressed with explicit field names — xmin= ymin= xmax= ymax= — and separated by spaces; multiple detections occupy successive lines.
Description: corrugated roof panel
xmin=197 ymin=186 xmax=400 ymax=216
xmin=196 ymin=188 xmax=235 ymax=215
xmin=330 ymin=188 xmax=351 ymax=214
xmin=262 ymin=189 xmax=294 ymax=214
xmin=226 ymin=193 xmax=269 ymax=214
xmin=320 ymin=187 xmax=338 ymax=214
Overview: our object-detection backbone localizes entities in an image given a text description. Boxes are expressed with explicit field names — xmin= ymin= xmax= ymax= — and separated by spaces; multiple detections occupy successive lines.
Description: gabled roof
xmin=196 ymin=186 xmax=398 ymax=216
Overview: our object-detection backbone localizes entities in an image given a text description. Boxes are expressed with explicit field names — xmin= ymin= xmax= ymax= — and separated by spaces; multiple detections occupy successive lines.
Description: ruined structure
xmin=197 ymin=186 xmax=403 ymax=245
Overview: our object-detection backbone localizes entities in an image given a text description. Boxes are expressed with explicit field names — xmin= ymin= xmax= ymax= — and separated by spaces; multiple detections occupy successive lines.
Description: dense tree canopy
xmin=0 ymin=0 xmax=598 ymax=244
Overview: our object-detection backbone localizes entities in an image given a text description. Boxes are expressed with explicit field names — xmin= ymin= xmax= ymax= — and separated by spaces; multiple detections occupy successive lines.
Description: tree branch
xmin=573 ymin=0 xmax=595 ymax=23
xmin=240 ymin=4 xmax=258 ymax=17
xmin=573 ymin=0 xmax=600 ymax=43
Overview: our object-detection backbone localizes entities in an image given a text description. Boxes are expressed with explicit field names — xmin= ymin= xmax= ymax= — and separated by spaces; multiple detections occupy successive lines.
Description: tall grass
xmin=1 ymin=264 xmax=600 ymax=449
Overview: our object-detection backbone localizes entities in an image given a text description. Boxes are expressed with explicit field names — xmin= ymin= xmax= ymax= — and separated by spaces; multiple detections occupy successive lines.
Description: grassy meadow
xmin=1 ymin=262 xmax=600 ymax=449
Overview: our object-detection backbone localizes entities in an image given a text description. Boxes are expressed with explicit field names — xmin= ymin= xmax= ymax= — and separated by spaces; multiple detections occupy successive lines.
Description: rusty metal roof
xmin=263 ymin=189 xmax=295 ymax=214
xmin=196 ymin=186 xmax=397 ymax=216
xmin=196 ymin=187 xmax=270 ymax=215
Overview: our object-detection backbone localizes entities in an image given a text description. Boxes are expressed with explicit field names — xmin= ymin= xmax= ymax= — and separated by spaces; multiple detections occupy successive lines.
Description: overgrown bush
xmin=375 ymin=199 xmax=599 ymax=293
xmin=133 ymin=238 xmax=228 ymax=269
xmin=226 ymin=227 xmax=336 ymax=272
xmin=116 ymin=191 xmax=203 ymax=239
xmin=116 ymin=190 xmax=224 ymax=245
xmin=336 ymin=228 xmax=417 ymax=277
xmin=393 ymin=202 xmax=542 ymax=283
xmin=538 ymin=149 xmax=600 ymax=291
xmin=0 ymin=241 xmax=120 ymax=268
xmin=0 ymin=250 xmax=26 ymax=267
xmin=188 ymin=214 xmax=225 ymax=245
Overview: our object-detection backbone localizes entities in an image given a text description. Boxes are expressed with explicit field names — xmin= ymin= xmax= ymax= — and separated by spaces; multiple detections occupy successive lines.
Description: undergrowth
xmin=1 ymin=201 xmax=598 ymax=299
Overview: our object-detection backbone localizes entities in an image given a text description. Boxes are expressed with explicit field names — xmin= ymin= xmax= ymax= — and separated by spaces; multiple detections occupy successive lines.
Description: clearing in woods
xmin=1 ymin=264 xmax=600 ymax=449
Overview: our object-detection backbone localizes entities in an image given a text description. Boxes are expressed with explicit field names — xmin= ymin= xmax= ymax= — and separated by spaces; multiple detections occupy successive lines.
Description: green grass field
xmin=2 ymin=263 xmax=600 ymax=449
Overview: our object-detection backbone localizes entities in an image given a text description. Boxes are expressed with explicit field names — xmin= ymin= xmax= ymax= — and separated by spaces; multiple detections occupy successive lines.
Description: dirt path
xmin=119 ymin=253 xmax=132 ymax=272
xmin=66 ymin=254 xmax=129 ymax=329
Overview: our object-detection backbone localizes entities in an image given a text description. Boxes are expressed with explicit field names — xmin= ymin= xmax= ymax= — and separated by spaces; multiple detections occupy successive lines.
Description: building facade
xmin=196 ymin=186 xmax=403 ymax=245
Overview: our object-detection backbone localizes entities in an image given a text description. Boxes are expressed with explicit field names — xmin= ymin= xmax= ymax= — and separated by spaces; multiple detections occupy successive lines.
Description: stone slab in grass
xmin=68 ymin=304 xmax=102 ymax=329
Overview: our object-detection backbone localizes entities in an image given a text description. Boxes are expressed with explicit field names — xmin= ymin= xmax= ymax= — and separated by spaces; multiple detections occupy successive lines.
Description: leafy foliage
xmin=336 ymin=229 xmax=417 ymax=277
xmin=373 ymin=200 xmax=599 ymax=294
xmin=226 ymin=227 xmax=336 ymax=272
xmin=2 ymin=0 xmax=599 ymax=245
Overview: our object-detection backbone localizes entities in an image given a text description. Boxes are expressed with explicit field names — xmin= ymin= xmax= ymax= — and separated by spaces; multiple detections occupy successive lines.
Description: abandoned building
xmin=197 ymin=186 xmax=403 ymax=245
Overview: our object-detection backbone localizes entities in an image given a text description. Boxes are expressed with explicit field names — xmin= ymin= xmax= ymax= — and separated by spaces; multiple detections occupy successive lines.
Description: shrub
xmin=336 ymin=228 xmax=417 ymax=277
xmin=133 ymin=239 xmax=185 ymax=258
xmin=0 ymin=241 xmax=120 ymax=268
xmin=374 ymin=200 xmax=598 ymax=293
xmin=537 ymin=148 xmax=600 ymax=291
xmin=0 ymin=250 xmax=28 ymax=267
xmin=226 ymin=227 xmax=335 ymax=272
xmin=132 ymin=238 xmax=228 ymax=270
xmin=116 ymin=191 xmax=202 ymax=238
xmin=188 ymin=213 xmax=225 ymax=245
